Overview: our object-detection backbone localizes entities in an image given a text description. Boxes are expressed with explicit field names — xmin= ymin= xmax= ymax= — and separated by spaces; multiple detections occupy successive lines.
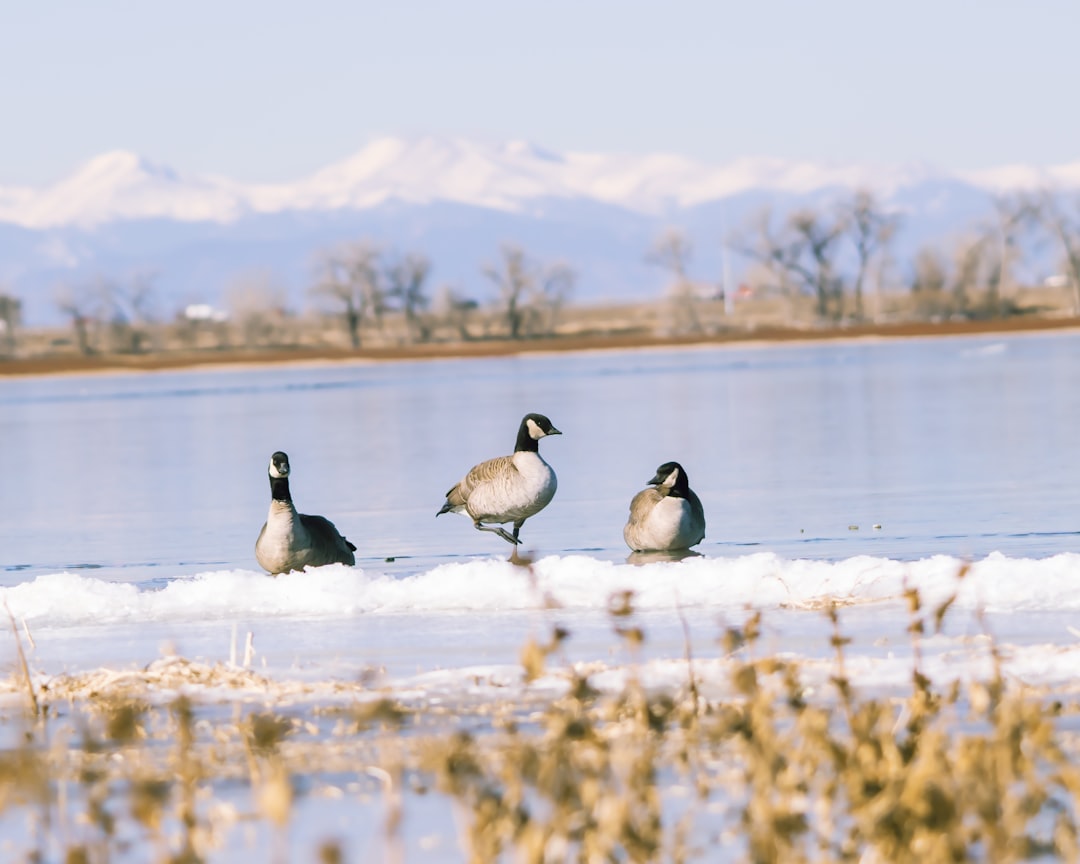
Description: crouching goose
xmin=437 ymin=413 xmax=561 ymax=546
xmin=623 ymin=461 xmax=705 ymax=552
xmin=255 ymin=451 xmax=356 ymax=574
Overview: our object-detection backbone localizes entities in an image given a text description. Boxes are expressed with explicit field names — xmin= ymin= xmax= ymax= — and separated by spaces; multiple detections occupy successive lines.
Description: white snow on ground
xmin=3 ymin=551 xmax=1076 ymax=627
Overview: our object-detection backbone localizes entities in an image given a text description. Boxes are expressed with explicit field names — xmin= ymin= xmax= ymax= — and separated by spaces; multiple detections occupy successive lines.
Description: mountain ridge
xmin=3 ymin=137 xmax=1078 ymax=326
xmin=4 ymin=136 xmax=1078 ymax=230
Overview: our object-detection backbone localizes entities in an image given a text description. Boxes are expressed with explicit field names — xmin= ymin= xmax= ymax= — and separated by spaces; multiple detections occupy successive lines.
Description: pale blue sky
xmin=1 ymin=0 xmax=1075 ymax=184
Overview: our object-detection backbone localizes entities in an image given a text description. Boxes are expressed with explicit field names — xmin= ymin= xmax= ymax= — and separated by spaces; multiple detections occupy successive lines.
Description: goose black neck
xmin=667 ymin=472 xmax=691 ymax=499
xmin=270 ymin=476 xmax=293 ymax=503
xmin=514 ymin=422 xmax=539 ymax=453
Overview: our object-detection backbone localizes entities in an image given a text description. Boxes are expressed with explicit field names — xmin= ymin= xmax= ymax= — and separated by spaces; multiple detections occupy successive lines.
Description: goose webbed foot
xmin=474 ymin=521 xmax=521 ymax=545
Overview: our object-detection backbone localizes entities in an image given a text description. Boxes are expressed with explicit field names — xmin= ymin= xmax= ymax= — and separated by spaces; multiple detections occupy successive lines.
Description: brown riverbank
xmin=2 ymin=315 xmax=1079 ymax=377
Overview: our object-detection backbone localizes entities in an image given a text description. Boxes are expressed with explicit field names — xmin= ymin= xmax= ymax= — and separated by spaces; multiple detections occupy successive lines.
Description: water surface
xmin=4 ymin=331 xmax=1079 ymax=581
xmin=0 ymin=331 xmax=1079 ymax=682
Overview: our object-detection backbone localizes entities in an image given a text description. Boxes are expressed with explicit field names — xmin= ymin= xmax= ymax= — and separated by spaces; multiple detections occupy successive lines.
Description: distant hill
xmin=1 ymin=137 xmax=1076 ymax=325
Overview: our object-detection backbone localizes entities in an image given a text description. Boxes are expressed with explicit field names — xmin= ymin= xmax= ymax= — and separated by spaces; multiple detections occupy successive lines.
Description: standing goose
xmin=623 ymin=461 xmax=706 ymax=552
xmin=255 ymin=451 xmax=356 ymax=574
xmin=437 ymin=413 xmax=561 ymax=546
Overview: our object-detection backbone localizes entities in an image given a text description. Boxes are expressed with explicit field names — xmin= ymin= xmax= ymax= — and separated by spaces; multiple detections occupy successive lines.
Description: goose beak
xmin=547 ymin=426 xmax=562 ymax=436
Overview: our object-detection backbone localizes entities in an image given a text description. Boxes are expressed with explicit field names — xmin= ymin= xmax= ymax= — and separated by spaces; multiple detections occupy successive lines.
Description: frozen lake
xmin=4 ymin=332 xmax=1080 ymax=859
xmin=2 ymin=332 xmax=1080 ymax=681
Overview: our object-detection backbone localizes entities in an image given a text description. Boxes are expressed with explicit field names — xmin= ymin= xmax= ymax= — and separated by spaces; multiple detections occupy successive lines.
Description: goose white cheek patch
xmin=526 ymin=418 xmax=544 ymax=439
xmin=661 ymin=468 xmax=679 ymax=488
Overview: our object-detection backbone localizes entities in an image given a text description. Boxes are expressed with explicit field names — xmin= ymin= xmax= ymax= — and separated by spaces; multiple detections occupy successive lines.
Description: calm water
xmin=3 ymin=332 xmax=1080 ymax=586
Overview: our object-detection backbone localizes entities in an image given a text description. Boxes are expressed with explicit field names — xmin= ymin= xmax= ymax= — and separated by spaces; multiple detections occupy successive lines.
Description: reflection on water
xmin=2 ymin=331 xmax=1080 ymax=585
xmin=626 ymin=549 xmax=704 ymax=566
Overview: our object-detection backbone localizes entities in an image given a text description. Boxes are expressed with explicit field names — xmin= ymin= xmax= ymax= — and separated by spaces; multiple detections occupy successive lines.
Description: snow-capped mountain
xmin=0 ymin=137 xmax=1076 ymax=325
xmin=4 ymin=151 xmax=248 ymax=228
xmin=8 ymin=136 xmax=1073 ymax=230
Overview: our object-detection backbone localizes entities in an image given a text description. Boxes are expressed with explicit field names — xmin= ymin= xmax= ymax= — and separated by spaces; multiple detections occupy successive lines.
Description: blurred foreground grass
xmin=0 ymin=580 xmax=1078 ymax=863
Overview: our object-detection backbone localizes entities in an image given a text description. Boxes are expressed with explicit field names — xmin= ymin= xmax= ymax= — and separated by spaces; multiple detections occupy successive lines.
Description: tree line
xmin=2 ymin=187 xmax=1080 ymax=358
xmin=309 ymin=241 xmax=574 ymax=348
xmin=652 ymin=189 xmax=1080 ymax=326
xmin=0 ymin=243 xmax=575 ymax=357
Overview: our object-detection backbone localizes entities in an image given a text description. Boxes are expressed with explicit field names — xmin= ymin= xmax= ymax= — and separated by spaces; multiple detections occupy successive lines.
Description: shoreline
xmin=2 ymin=315 xmax=1079 ymax=378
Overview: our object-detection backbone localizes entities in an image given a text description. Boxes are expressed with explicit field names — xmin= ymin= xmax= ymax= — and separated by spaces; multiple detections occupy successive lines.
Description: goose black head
xmin=516 ymin=413 xmax=562 ymax=453
xmin=648 ymin=461 xmax=690 ymax=495
xmin=268 ymin=451 xmax=291 ymax=479
xmin=523 ymin=413 xmax=561 ymax=439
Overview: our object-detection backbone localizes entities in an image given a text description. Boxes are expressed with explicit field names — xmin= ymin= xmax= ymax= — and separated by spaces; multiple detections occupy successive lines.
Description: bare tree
xmin=55 ymin=281 xmax=103 ymax=355
xmin=647 ymin=228 xmax=702 ymax=333
xmin=386 ymin=253 xmax=432 ymax=343
xmin=789 ymin=208 xmax=848 ymax=320
xmin=1038 ymin=192 xmax=1080 ymax=315
xmin=908 ymin=237 xmax=995 ymax=320
xmin=647 ymin=228 xmax=693 ymax=285
xmin=976 ymin=195 xmax=1040 ymax=316
xmin=847 ymin=190 xmax=901 ymax=321
xmin=908 ymin=244 xmax=955 ymax=320
xmin=311 ymin=242 xmax=385 ymax=348
xmin=101 ymin=271 xmax=159 ymax=353
xmin=433 ymin=285 xmax=478 ymax=341
xmin=952 ymin=235 xmax=988 ymax=315
xmin=915 ymin=197 xmax=1041 ymax=322
xmin=731 ymin=208 xmax=798 ymax=297
xmin=0 ymin=290 xmax=21 ymax=357
xmin=910 ymin=246 xmax=949 ymax=296
xmin=483 ymin=245 xmax=533 ymax=339
xmin=227 ymin=273 xmax=292 ymax=348
xmin=733 ymin=206 xmax=848 ymax=321
xmin=483 ymin=245 xmax=576 ymax=339
xmin=529 ymin=261 xmax=576 ymax=336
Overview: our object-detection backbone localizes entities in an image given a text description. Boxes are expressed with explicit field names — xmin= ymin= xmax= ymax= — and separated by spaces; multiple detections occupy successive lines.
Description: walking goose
xmin=623 ymin=461 xmax=706 ymax=552
xmin=437 ymin=413 xmax=561 ymax=546
xmin=255 ymin=451 xmax=356 ymax=574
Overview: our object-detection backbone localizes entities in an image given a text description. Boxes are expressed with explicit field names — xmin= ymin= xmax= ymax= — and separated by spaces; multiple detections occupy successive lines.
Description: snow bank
xmin=4 ymin=551 xmax=1077 ymax=629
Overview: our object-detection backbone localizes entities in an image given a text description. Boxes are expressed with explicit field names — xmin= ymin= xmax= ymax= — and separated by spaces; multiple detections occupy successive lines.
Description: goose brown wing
xmin=456 ymin=454 xmax=517 ymax=502
xmin=627 ymin=487 xmax=662 ymax=522
xmin=624 ymin=487 xmax=664 ymax=551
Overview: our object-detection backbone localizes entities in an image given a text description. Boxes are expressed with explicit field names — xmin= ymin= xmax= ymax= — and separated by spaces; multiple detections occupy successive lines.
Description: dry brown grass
xmin=0 ymin=574 xmax=1077 ymax=861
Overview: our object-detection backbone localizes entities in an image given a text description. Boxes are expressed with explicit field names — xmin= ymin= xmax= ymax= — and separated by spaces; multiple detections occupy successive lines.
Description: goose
xmin=623 ymin=461 xmax=705 ymax=552
xmin=437 ymin=413 xmax=561 ymax=546
xmin=255 ymin=451 xmax=356 ymax=574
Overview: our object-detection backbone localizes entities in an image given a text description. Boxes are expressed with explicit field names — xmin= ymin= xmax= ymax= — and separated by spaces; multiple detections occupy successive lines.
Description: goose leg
xmin=508 ymin=521 xmax=528 ymax=563
xmin=474 ymin=521 xmax=520 ymax=545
